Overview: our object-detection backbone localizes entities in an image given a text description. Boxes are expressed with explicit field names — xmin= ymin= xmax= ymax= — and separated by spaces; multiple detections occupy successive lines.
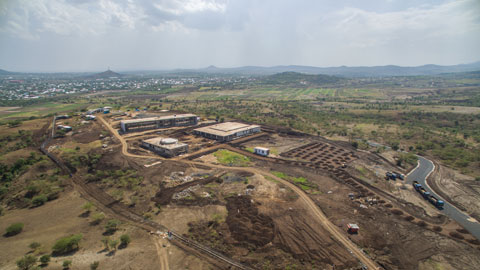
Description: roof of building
xmin=121 ymin=113 xmax=197 ymax=125
xmin=143 ymin=137 xmax=187 ymax=150
xmin=194 ymin=122 xmax=260 ymax=137
xmin=347 ymin=223 xmax=359 ymax=229
xmin=254 ymin=147 xmax=269 ymax=151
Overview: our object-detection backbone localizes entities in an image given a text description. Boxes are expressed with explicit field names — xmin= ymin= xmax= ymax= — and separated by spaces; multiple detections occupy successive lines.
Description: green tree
xmin=31 ymin=194 xmax=48 ymax=207
xmin=109 ymin=239 xmax=119 ymax=251
xmin=90 ymin=212 xmax=105 ymax=225
xmin=90 ymin=261 xmax=100 ymax=270
xmin=101 ymin=236 xmax=110 ymax=250
xmin=62 ymin=260 xmax=72 ymax=269
xmin=104 ymin=219 xmax=121 ymax=234
xmin=16 ymin=255 xmax=37 ymax=270
xmin=52 ymin=234 xmax=82 ymax=255
xmin=82 ymin=202 xmax=94 ymax=214
xmin=29 ymin=242 xmax=41 ymax=250
xmin=39 ymin=254 xmax=51 ymax=266
xmin=351 ymin=141 xmax=358 ymax=149
xmin=120 ymin=234 xmax=131 ymax=248
xmin=5 ymin=222 xmax=24 ymax=236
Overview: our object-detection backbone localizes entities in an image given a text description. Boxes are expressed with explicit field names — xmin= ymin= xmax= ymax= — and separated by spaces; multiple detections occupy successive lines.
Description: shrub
xmin=90 ymin=261 xmax=100 ymax=270
xmin=90 ymin=212 xmax=105 ymax=225
xmin=29 ymin=242 xmax=41 ymax=250
xmin=39 ymin=254 xmax=51 ymax=265
xmin=31 ymin=194 xmax=48 ymax=207
xmin=101 ymin=236 xmax=110 ymax=250
xmin=109 ymin=239 xmax=119 ymax=251
xmin=16 ymin=255 xmax=37 ymax=270
xmin=82 ymin=202 xmax=94 ymax=213
xmin=104 ymin=219 xmax=121 ymax=234
xmin=63 ymin=260 xmax=72 ymax=269
xmin=52 ymin=234 xmax=82 ymax=255
xmin=120 ymin=234 xmax=131 ymax=247
xmin=351 ymin=141 xmax=358 ymax=149
xmin=5 ymin=222 xmax=24 ymax=236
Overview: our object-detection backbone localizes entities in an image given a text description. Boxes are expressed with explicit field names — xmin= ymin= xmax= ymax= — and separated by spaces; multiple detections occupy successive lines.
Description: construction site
xmin=3 ymin=109 xmax=480 ymax=270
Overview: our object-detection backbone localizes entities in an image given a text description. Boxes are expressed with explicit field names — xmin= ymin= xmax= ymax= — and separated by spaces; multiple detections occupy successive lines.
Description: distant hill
xmin=0 ymin=69 xmax=14 ymax=75
xmin=260 ymin=72 xmax=343 ymax=85
xmin=82 ymin=69 xmax=123 ymax=79
xmin=155 ymin=61 xmax=480 ymax=77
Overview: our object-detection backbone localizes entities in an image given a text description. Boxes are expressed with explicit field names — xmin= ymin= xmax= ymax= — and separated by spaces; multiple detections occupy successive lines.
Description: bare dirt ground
xmin=0 ymin=191 xmax=159 ymax=270
xmin=267 ymin=159 xmax=480 ymax=269
xmin=309 ymin=174 xmax=480 ymax=270
xmin=429 ymin=164 xmax=480 ymax=221
xmin=7 ymin=113 xmax=480 ymax=270
xmin=240 ymin=133 xmax=310 ymax=156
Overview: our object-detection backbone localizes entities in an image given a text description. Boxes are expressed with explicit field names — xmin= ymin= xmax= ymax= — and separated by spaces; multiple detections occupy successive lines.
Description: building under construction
xmin=194 ymin=122 xmax=260 ymax=142
xmin=120 ymin=114 xmax=198 ymax=133
xmin=141 ymin=137 xmax=188 ymax=157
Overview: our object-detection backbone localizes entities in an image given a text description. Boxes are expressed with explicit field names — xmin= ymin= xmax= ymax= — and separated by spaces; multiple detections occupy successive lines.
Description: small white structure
xmin=254 ymin=147 xmax=269 ymax=156
xmin=85 ymin=115 xmax=96 ymax=120
xmin=57 ymin=125 xmax=72 ymax=132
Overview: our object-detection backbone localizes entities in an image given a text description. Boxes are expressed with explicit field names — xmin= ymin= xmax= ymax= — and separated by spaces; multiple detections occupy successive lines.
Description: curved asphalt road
xmin=407 ymin=156 xmax=480 ymax=240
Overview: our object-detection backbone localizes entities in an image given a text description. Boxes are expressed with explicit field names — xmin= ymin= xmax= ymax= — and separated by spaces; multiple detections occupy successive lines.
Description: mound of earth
xmin=153 ymin=175 xmax=220 ymax=205
xmin=226 ymin=196 xmax=274 ymax=247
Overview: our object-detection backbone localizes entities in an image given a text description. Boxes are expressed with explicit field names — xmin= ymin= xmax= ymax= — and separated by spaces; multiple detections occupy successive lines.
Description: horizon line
xmin=2 ymin=60 xmax=480 ymax=74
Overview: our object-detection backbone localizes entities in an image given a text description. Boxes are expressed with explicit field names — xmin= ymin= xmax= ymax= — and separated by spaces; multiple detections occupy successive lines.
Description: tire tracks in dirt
xmin=153 ymin=236 xmax=169 ymax=270
xmin=97 ymin=116 xmax=380 ymax=269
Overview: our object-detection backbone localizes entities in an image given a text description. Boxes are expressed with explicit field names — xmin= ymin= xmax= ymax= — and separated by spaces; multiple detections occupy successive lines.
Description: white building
xmin=141 ymin=137 xmax=188 ymax=158
xmin=254 ymin=147 xmax=269 ymax=156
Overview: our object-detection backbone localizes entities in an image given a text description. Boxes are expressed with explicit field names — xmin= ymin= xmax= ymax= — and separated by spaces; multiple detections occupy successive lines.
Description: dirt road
xmin=98 ymin=116 xmax=379 ymax=269
xmin=153 ymin=236 xmax=170 ymax=270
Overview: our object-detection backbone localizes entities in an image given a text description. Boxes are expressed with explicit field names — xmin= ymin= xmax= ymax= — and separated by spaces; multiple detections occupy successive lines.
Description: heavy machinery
xmin=412 ymin=181 xmax=421 ymax=191
xmin=418 ymin=187 xmax=431 ymax=199
xmin=428 ymin=195 xmax=445 ymax=208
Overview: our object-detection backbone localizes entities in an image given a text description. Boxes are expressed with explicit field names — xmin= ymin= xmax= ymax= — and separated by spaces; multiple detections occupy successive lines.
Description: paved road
xmin=407 ymin=156 xmax=480 ymax=240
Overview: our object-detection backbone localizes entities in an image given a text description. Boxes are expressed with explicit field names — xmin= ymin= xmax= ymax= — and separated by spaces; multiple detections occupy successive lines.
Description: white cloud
xmin=0 ymin=0 xmax=230 ymax=37
xmin=0 ymin=0 xmax=479 ymax=71
xmin=328 ymin=0 xmax=480 ymax=48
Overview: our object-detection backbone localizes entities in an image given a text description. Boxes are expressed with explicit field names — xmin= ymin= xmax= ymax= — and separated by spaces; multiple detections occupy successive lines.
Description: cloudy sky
xmin=0 ymin=0 xmax=479 ymax=72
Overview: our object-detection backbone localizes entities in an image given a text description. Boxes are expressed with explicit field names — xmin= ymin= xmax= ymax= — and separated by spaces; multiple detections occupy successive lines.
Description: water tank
xmin=161 ymin=138 xmax=178 ymax=145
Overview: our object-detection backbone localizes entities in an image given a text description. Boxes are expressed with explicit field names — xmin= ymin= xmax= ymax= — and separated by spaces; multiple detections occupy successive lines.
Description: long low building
xmin=120 ymin=114 xmax=198 ymax=133
xmin=141 ymin=137 xmax=188 ymax=157
xmin=194 ymin=122 xmax=260 ymax=142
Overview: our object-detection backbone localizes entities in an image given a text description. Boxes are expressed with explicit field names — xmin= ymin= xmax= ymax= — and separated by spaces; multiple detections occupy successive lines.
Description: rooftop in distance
xmin=120 ymin=113 xmax=197 ymax=124
xmin=194 ymin=122 xmax=260 ymax=137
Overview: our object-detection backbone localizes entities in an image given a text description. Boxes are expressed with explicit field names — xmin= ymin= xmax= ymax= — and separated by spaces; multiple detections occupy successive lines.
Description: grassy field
xmin=0 ymin=102 xmax=89 ymax=121
xmin=213 ymin=149 xmax=251 ymax=167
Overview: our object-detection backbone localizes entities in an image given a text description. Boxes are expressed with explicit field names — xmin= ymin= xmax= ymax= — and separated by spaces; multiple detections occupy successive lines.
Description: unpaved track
xmin=153 ymin=236 xmax=169 ymax=270
xmin=44 ymin=117 xmax=250 ymax=270
xmin=98 ymin=116 xmax=380 ymax=269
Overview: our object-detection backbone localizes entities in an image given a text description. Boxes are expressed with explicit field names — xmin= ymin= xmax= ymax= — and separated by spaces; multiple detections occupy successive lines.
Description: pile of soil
xmin=226 ymin=196 xmax=274 ymax=248
xmin=152 ymin=176 xmax=219 ymax=205
xmin=186 ymin=221 xmax=232 ymax=254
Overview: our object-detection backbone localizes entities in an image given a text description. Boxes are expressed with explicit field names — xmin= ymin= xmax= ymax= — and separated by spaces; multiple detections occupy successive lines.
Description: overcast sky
xmin=1 ymin=0 xmax=479 ymax=72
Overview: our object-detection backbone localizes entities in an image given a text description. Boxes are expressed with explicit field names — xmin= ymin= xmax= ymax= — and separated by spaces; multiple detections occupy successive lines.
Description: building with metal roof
xmin=141 ymin=137 xmax=188 ymax=157
xmin=193 ymin=122 xmax=260 ymax=142
xmin=120 ymin=114 xmax=197 ymax=133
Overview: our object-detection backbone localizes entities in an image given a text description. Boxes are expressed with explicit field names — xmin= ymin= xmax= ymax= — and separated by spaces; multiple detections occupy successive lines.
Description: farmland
xmin=1 ymin=70 xmax=480 ymax=270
